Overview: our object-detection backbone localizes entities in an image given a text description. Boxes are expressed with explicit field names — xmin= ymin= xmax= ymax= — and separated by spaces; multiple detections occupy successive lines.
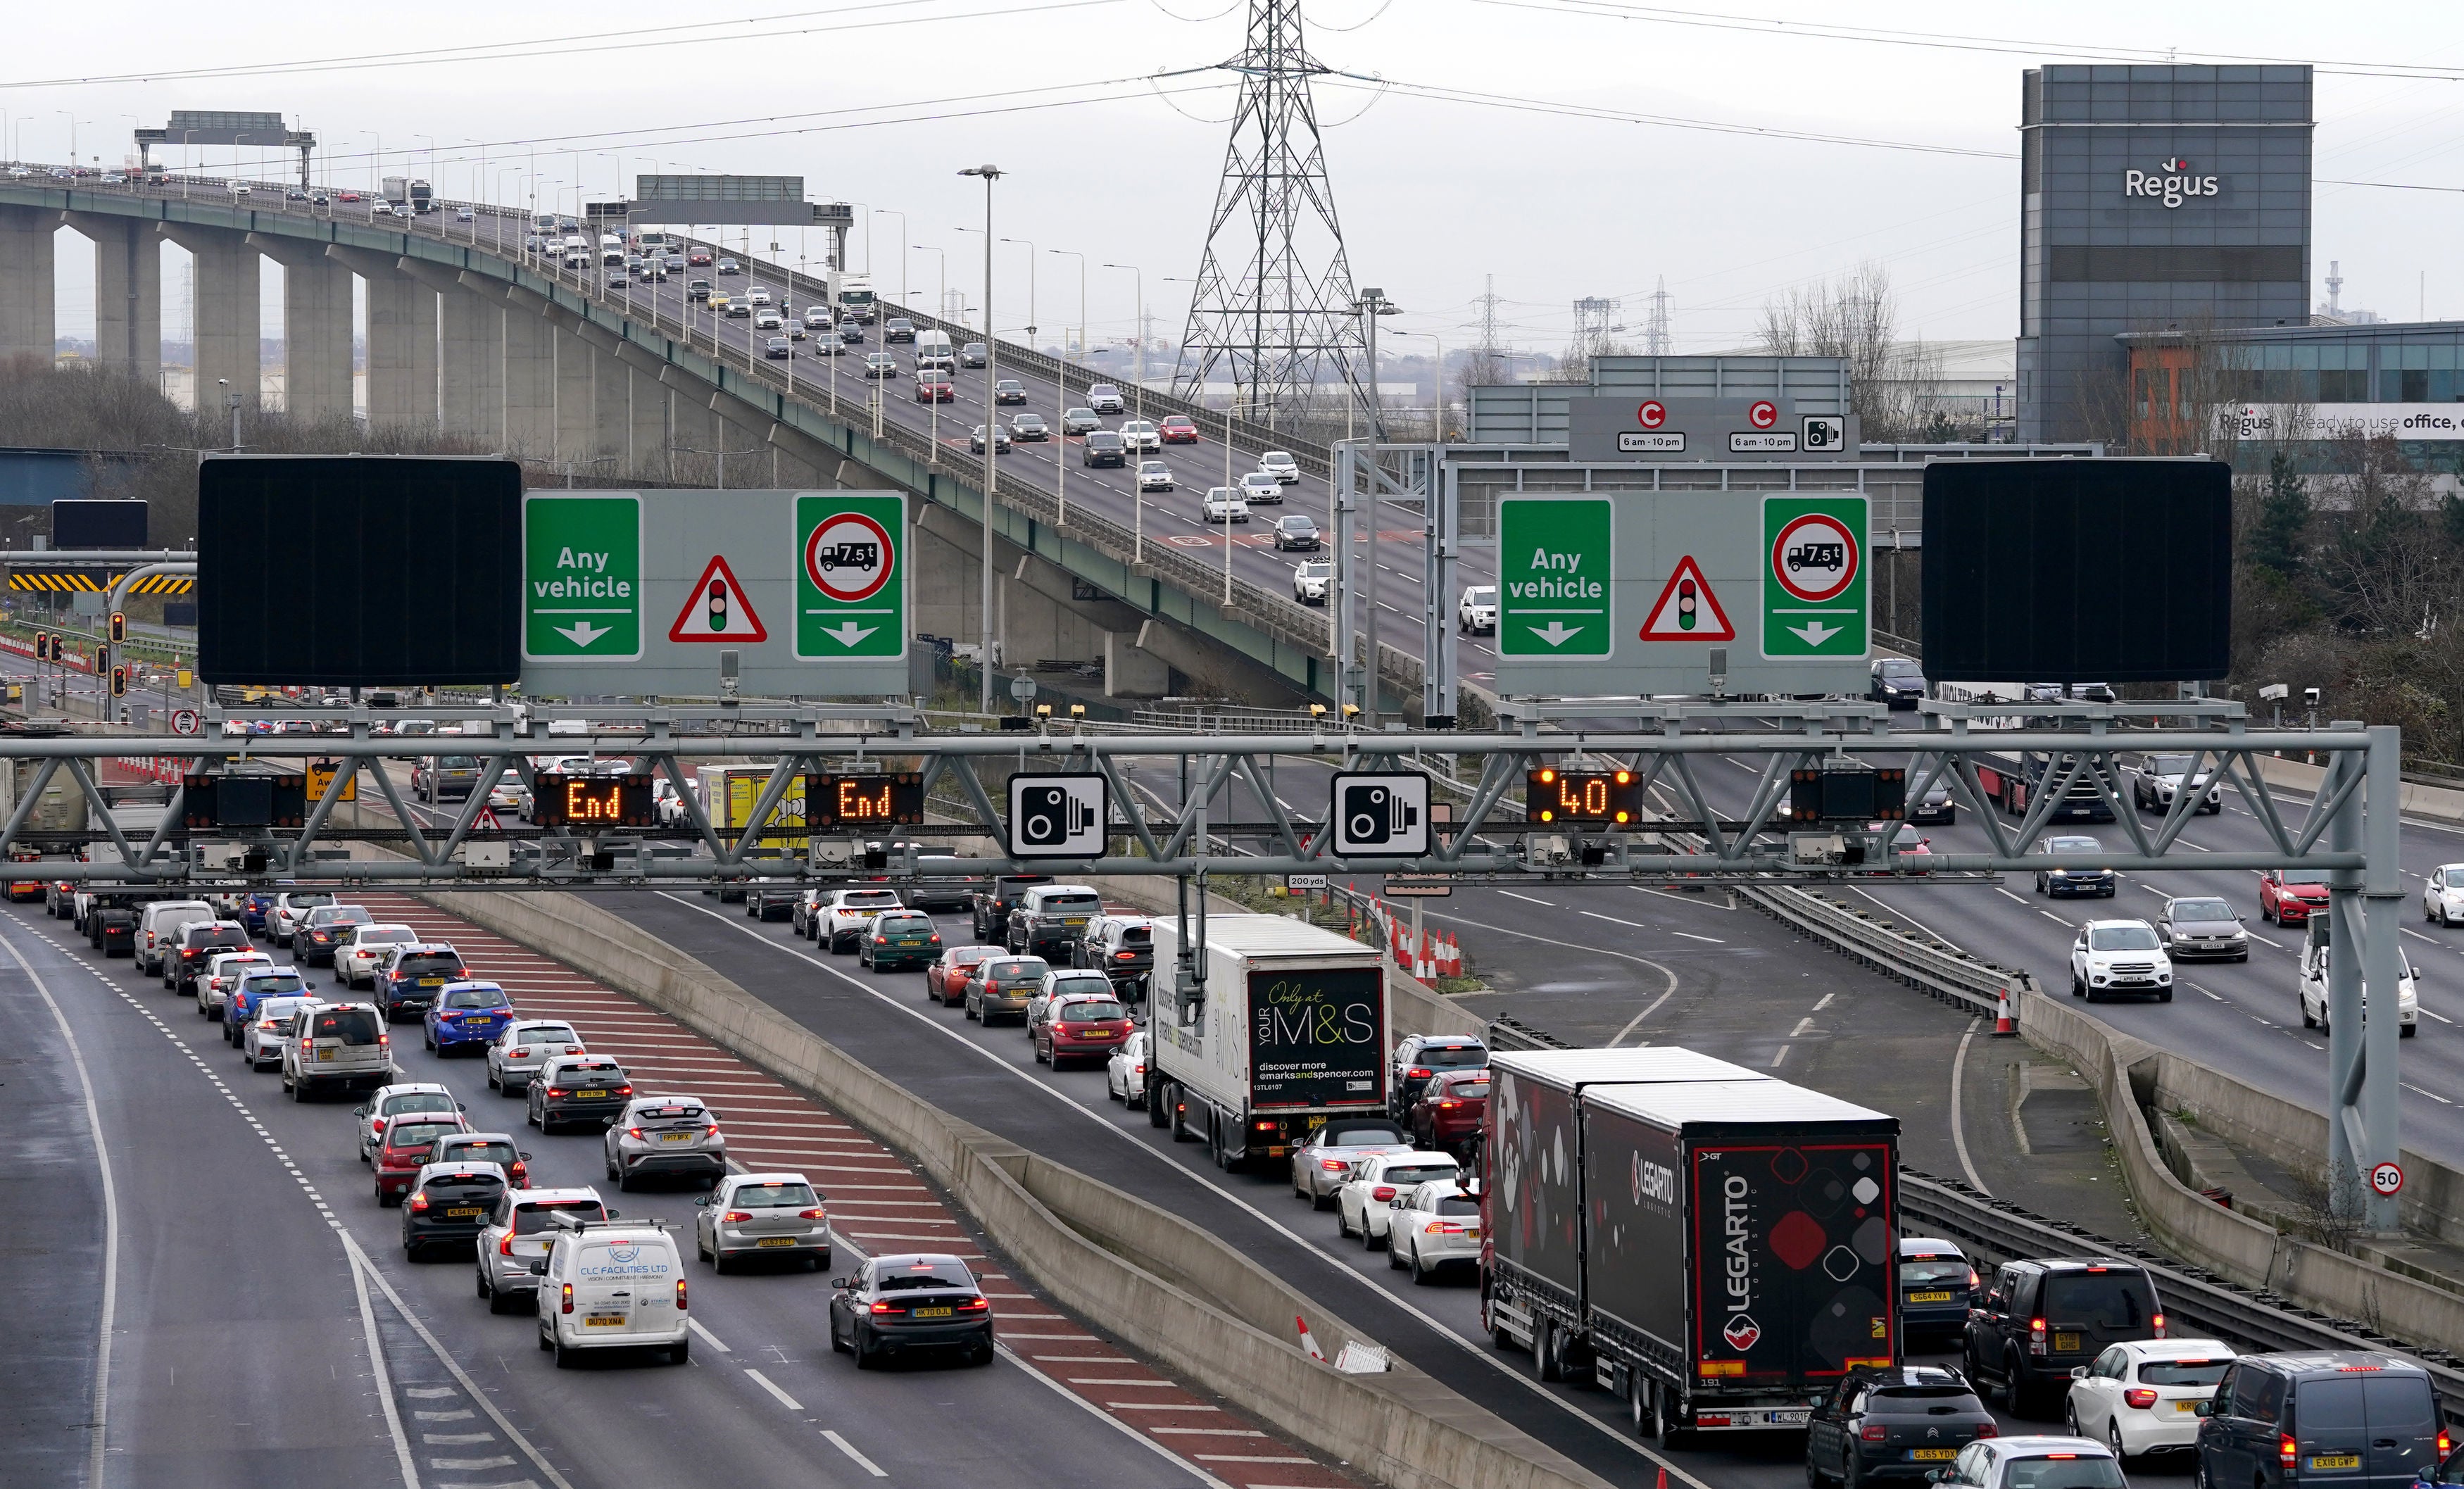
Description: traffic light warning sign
xmin=1638 ymin=555 xmax=1735 ymax=641
xmin=667 ymin=554 xmax=770 ymax=643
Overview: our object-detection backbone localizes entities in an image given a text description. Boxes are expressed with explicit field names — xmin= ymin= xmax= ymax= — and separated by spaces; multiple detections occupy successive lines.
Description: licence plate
xmin=1064 ymin=918 xmax=1087 ymax=926
xmin=418 ymin=978 xmax=446 ymax=986
xmin=913 ymin=1306 xmax=954 ymax=1319
xmin=659 ymin=1131 xmax=693 ymax=1143
xmin=756 ymin=1237 xmax=797 ymax=1248
xmin=2311 ymin=1457 xmax=2361 ymax=1471
xmin=584 ymin=1313 xmax=629 ymax=1328
xmin=318 ymin=1048 xmax=336 ymax=1062
xmin=2054 ymin=1332 xmax=2082 ymax=1352
xmin=577 ymin=1088 xmax=608 ymax=1098
xmin=1908 ymin=1290 xmax=1955 ymax=1303
xmin=446 ymin=1207 xmax=484 ymax=1218
xmin=1909 ymin=1450 xmax=1958 ymax=1462
xmin=2174 ymin=1400 xmax=2199 ymax=1414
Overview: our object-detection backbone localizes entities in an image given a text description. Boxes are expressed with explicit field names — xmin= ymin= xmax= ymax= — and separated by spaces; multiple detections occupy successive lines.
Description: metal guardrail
xmin=1735 ymin=883 xmax=2022 ymax=1015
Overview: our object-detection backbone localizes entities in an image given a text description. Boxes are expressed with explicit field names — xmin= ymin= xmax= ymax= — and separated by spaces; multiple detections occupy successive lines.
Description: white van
xmin=534 ymin=1215 xmax=690 ymax=1365
xmin=914 ymin=330 xmax=955 ymax=370
xmin=137 ymin=900 xmax=216 ymax=976
xmin=532 ymin=211 xmax=558 ymax=235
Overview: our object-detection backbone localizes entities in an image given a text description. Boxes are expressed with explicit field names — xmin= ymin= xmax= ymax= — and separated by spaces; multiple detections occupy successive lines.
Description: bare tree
xmin=1753 ymin=264 xmax=1941 ymax=441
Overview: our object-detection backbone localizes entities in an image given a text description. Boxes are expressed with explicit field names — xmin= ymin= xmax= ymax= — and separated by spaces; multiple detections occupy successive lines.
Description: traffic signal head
xmin=108 ymin=665 xmax=128 ymax=698
xmin=108 ymin=611 xmax=125 ymax=643
xmin=33 ymin=633 xmax=48 ymax=661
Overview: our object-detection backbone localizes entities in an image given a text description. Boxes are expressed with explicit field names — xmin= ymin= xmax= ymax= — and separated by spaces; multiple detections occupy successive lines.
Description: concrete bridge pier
xmin=397 ymin=263 xmax=505 ymax=443
xmin=501 ymin=296 xmax=555 ymax=458
xmin=158 ymin=225 xmax=260 ymax=408
xmin=63 ymin=213 xmax=161 ymax=382
xmin=250 ymin=235 xmax=352 ymax=421
xmin=0 ymin=208 xmax=54 ymax=362
xmin=332 ymin=247 xmax=439 ymax=432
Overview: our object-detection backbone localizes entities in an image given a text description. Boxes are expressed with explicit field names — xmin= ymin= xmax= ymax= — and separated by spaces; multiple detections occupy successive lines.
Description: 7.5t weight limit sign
xmin=1762 ymin=495 xmax=1868 ymax=660
xmin=796 ymin=494 xmax=905 ymax=660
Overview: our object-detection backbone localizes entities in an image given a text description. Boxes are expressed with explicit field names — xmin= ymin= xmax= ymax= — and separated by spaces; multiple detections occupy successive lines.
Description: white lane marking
xmin=1790 ymin=1017 xmax=1815 ymax=1038
xmin=2404 ymin=1083 xmax=2456 ymax=1105
xmin=687 ymin=1317 xmax=730 ymax=1352
xmin=2403 ymin=928 xmax=2440 ymax=945
xmin=1580 ymin=910 xmax=1648 ymax=931
xmin=2039 ymin=912 xmax=2070 ymax=925
xmin=822 ymin=1429 xmax=889 ymax=1478
xmin=651 ymin=893 xmax=1718 ymax=1489
xmin=1813 ymin=993 xmax=1836 ymax=1012
xmin=1771 ymin=1045 xmax=1791 ymax=1067
xmin=2425 ymin=1008 xmax=2457 ymax=1024
xmin=2249 ymin=930 xmax=2284 ymax=948
xmin=743 ymin=1368 xmax=803 ymax=1411
xmin=1996 ymin=887 xmax=2032 ymax=907
xmin=1951 ymin=1017 xmax=1991 ymax=1196
xmin=348 ymin=1229 xmax=422 ymax=1488
xmin=998 ymin=1345 xmax=1237 ymax=1489
xmin=0 ymin=925 xmax=122 ymax=1487
xmin=1495 ymin=890 xmax=1555 ymax=908
xmin=1670 ymin=931 xmax=1726 ymax=944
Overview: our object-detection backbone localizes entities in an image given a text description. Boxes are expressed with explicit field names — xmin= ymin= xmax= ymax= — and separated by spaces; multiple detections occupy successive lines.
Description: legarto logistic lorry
xmin=1484 ymin=1048 xmax=1901 ymax=1447
xmin=1148 ymin=914 xmax=1388 ymax=1171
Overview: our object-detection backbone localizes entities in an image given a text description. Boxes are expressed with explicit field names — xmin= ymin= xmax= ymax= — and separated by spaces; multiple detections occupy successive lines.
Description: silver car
xmin=1288 ymin=1114 xmax=1413 ymax=1209
xmin=693 ymin=1171 xmax=831 ymax=1271
xmin=1259 ymin=449 xmax=1300 ymax=484
xmin=338 ymin=924 xmax=419 ymax=988
xmin=1239 ymin=470 xmax=1284 ymax=505
xmin=602 ymin=1095 xmax=727 ymax=1190
xmin=270 ymin=891 xmax=335 ymax=948
xmin=197 ymin=949 xmax=275 ymax=1019
xmin=240 ymin=995 xmax=314 ymax=1071
xmin=486 ymin=1019 xmax=586 ymax=1096
xmin=356 ymin=1082 xmax=463 ymax=1162
xmin=473 ymin=1186 xmax=609 ymax=1312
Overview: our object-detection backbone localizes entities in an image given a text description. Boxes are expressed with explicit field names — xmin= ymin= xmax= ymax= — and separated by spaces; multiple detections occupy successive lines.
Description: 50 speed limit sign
xmin=2371 ymin=1160 xmax=2405 ymax=1198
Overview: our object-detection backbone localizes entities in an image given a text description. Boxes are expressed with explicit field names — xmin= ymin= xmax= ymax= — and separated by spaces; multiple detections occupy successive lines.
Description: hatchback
xmin=915 ymin=372 xmax=954 ymax=402
xmin=1386 ymin=1179 xmax=1482 ymax=1281
xmin=1259 ymin=450 xmax=1300 ymax=482
xmin=1159 ymin=414 xmax=1199 ymax=443
xmin=197 ymin=948 xmax=275 ymax=1020
xmin=1899 ymin=1237 xmax=1980 ymax=1338
xmin=358 ymin=1083 xmax=465 ymax=1161
xmin=2066 ymin=1338 xmax=2234 ymax=1461
xmin=1203 ymin=488 xmax=1250 ymax=522
xmin=1060 ymin=407 xmax=1102 ymax=436
xmin=964 ymin=956 xmax=1050 ymax=1024
xmin=1138 ymin=460 xmax=1175 ymax=491
xmin=1032 ymin=991 xmax=1134 ymax=1069
xmin=696 ymin=1172 xmax=831 ymax=1271
xmin=1105 ymin=1029 xmax=1151 ymax=1107
xmin=226 ymin=967 xmax=312 ymax=1045
xmin=829 ymin=1253 xmax=995 ymax=1369
xmin=530 ymin=1056 xmax=634 ymax=1133
xmin=1012 ymin=413 xmax=1050 ymax=441
xmin=430 ymin=1131 xmax=531 ymax=1189
xmin=926 ymin=945 xmax=999 ymax=1006
xmin=1271 ymin=514 xmax=1320 ymax=551
xmin=1336 ymin=1151 xmax=1461 ymax=1248
xmin=338 ymin=923 xmax=420 ymax=988
xmin=1405 ymin=1069 xmax=1489 ymax=1155
xmin=1239 ymin=470 xmax=1284 ymax=505
xmin=402 ymin=1162 xmax=509 ymax=1258
xmin=241 ymin=994 xmax=316 ymax=1071
xmin=474 ymin=1188 xmax=609 ymax=1312
xmin=860 ymin=911 xmax=942 ymax=970
xmin=960 ymin=341 xmax=988 ymax=367
xmin=604 ymin=1095 xmax=727 ymax=1189
xmin=993 ymin=377 xmax=1026 ymax=405
xmin=376 ymin=942 xmax=470 ymax=1022
xmin=487 ymin=1019 xmax=586 ymax=1095
xmin=1805 ymin=1366 xmax=1997 ymax=1485
xmin=374 ymin=1113 xmax=472 ymax=1205
xmin=425 ymin=980 xmax=515 ymax=1055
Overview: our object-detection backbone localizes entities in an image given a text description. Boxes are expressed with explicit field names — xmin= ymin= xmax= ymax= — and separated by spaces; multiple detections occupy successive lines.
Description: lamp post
xmin=1048 ymin=249 xmax=1087 ymax=527
xmin=1102 ymin=263 xmax=1147 ymax=562
xmin=1103 ymin=263 xmax=1147 ymax=418
xmin=1352 ymin=288 xmax=1402 ymax=722
xmin=874 ymin=208 xmax=907 ymax=317
xmin=960 ymin=164 xmax=1003 ymax=714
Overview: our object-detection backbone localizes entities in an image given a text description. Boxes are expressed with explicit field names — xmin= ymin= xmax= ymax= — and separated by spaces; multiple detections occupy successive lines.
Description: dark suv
xmin=2198 ymin=1352 xmax=2445 ymax=1489
xmin=1962 ymin=1257 xmax=2163 ymax=1416
xmin=971 ymin=874 xmax=1052 ymax=942
xmin=1081 ymin=430 xmax=1126 ymax=468
xmin=1805 ymin=1365 xmax=1996 ymax=1485
xmin=376 ymin=943 xmax=470 ymax=1022
xmin=1006 ymin=885 xmax=1104 ymax=958
xmin=170 ymin=919 xmax=253 ymax=995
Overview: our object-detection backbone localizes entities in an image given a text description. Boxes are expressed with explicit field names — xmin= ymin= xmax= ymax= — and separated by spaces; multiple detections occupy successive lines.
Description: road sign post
xmin=524 ymin=494 xmax=643 ymax=661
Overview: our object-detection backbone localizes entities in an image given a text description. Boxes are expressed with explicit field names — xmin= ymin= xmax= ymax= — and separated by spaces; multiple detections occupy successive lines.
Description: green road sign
xmin=1499 ymin=497 xmax=1613 ymax=658
xmin=795 ymin=493 xmax=906 ymax=659
xmin=524 ymin=494 xmax=642 ymax=660
xmin=1762 ymin=494 xmax=1868 ymax=660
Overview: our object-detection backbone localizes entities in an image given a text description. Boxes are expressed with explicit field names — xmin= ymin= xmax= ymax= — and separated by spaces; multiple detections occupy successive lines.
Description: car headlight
xmin=2091 ymin=973 xmax=2108 ymax=985
xmin=2158 ymin=972 xmax=2172 ymax=984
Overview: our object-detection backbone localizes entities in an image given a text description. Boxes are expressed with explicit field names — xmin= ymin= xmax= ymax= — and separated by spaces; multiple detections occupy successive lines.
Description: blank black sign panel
xmin=51 ymin=499 xmax=147 ymax=549
xmin=197 ymin=456 xmax=522 ymax=686
xmin=1921 ymin=459 xmax=2232 ymax=684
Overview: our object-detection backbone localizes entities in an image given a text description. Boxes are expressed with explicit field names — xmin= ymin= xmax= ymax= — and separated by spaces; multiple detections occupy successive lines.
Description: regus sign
xmin=2123 ymin=156 xmax=2220 ymax=208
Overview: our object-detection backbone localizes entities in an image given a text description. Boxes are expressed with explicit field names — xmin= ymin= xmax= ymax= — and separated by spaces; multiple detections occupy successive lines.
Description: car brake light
xmin=614 ymin=1085 xmax=633 ymax=1096
xmin=1372 ymin=1186 xmax=1397 ymax=1202
xmin=1408 ymin=1067 xmax=1431 ymax=1079
xmin=724 ymin=1210 xmax=752 ymax=1223
xmin=1861 ymin=1425 xmax=1887 ymax=1442
xmin=1975 ymin=1422 xmax=1997 ymax=1439
xmin=705 ymin=1124 xmax=720 ymax=1138
xmin=1133 ymin=1064 xmax=1145 ymax=1075
xmin=2280 ymin=1433 xmax=2298 ymax=1469
xmin=1425 ymin=1221 xmax=1465 ymax=1234
xmin=2441 ymin=1429 xmax=2453 ymax=1457
xmin=377 ymin=1033 xmax=389 ymax=1047
xmin=372 ymin=1117 xmax=388 ymax=1133
xmin=799 ymin=1207 xmax=826 ymax=1221
xmin=1968 ymin=1267 xmax=1980 ymax=1287
xmin=627 ymin=1127 xmax=645 ymax=1141
xmin=561 ymin=1283 xmax=574 ymax=1315
xmin=957 ymin=1297 xmax=990 ymax=1312
xmin=2152 ymin=1312 xmax=2166 ymax=1338
xmin=874 ymin=936 xmax=887 ymax=945
xmin=675 ymin=1278 xmax=687 ymax=1312
xmin=1438 ymin=1100 xmax=1460 ymax=1110
xmin=1117 ymin=950 xmax=1134 ymax=960
xmin=869 ymin=1300 xmax=898 ymax=1314
xmin=499 ymin=1236 xmax=514 ymax=1255
xmin=510 ymin=1047 xmax=529 ymax=1058
xmin=2123 ymin=1388 xmax=2158 ymax=1410
xmin=409 ymin=1193 xmax=430 ymax=1212
xmin=1321 ymin=1159 xmax=1347 ymax=1172
xmin=548 ymin=1089 xmax=569 ymax=1099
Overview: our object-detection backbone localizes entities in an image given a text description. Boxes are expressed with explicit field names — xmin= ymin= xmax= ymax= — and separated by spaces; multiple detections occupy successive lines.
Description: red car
xmin=916 ymin=372 xmax=954 ymax=403
xmin=1407 ymin=1069 xmax=1489 ymax=1153
xmin=2259 ymin=868 xmax=2330 ymax=924
xmin=338 ymin=191 xmax=362 ymax=203
xmin=373 ymin=1113 xmax=470 ymax=1205
xmin=1031 ymin=991 xmax=1134 ymax=1069
xmin=1159 ymin=415 xmax=1200 ymax=444
xmin=926 ymin=945 xmax=998 ymax=1006
xmin=689 ymin=248 xmax=713 ymax=266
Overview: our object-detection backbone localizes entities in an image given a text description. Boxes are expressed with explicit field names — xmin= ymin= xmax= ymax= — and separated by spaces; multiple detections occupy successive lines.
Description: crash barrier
xmin=403 ymin=877 xmax=1616 ymax=1489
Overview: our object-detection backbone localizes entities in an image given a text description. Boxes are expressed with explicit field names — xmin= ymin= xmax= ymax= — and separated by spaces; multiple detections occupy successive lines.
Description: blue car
xmin=224 ymin=967 xmax=310 ymax=1047
xmin=423 ymin=980 xmax=513 ymax=1056
xmin=239 ymin=893 xmax=276 ymax=936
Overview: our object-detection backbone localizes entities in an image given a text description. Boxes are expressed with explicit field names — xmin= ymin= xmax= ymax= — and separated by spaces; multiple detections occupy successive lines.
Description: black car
xmin=1909 ymin=778 xmax=1956 ymax=825
xmin=1963 ymin=1257 xmax=2163 ymax=1416
xmin=528 ymin=1055 xmax=634 ymax=1133
xmin=2034 ymin=835 xmax=2116 ymax=898
xmin=829 ymin=1253 xmax=994 ymax=1369
xmin=884 ymin=318 xmax=916 ymax=344
xmin=1897 ymin=1237 xmax=1977 ymax=1338
xmin=1388 ymin=1033 xmax=1490 ymax=1119
xmin=2200 ymin=1352 xmax=2444 ymax=1489
xmin=401 ymin=1164 xmax=510 ymax=1261
xmin=377 ymin=943 xmax=470 ymax=1022
xmin=1806 ymin=1366 xmax=1995 ymax=1485
xmin=971 ymin=874 xmax=1053 ymax=941
xmin=1081 ymin=430 xmax=1126 ymax=467
xmin=1871 ymin=657 xmax=1928 ymax=708
xmin=960 ymin=342 xmax=988 ymax=367
xmin=1011 ymin=413 xmax=1050 ymax=441
xmin=296 ymin=903 xmax=375 ymax=966
xmin=1271 ymin=515 xmax=1321 ymax=551
xmin=170 ymin=919 xmax=253 ymax=994
xmin=992 ymin=378 xmax=1026 ymax=405
xmin=93 ymin=900 xmax=139 ymax=956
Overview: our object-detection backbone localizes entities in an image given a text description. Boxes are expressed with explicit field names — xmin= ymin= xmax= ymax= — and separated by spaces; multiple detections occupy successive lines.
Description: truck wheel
xmin=1169 ymin=1091 xmax=1192 ymax=1143
xmin=1532 ymin=1319 xmax=1561 ymax=1383
xmin=1148 ymin=1085 xmax=1170 ymax=1129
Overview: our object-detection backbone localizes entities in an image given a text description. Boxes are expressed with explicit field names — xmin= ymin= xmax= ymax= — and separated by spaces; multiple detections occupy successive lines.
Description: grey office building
xmin=2018 ymin=65 xmax=2313 ymax=442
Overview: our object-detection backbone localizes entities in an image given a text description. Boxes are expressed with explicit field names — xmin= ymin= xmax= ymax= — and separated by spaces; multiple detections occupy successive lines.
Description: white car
xmin=356 ymin=1081 xmax=464 ymax=1161
xmin=694 ymin=1171 xmax=831 ymax=1271
xmin=486 ymin=777 xmax=532 ymax=816
xmin=1086 ymin=383 xmax=1126 ymax=414
xmin=821 ymin=888 xmax=906 ymax=953
xmin=270 ymin=891 xmax=335 ymax=948
xmin=487 ymin=1019 xmax=587 ymax=1095
xmin=1203 ymin=488 xmax=1251 ymax=523
xmin=2426 ymin=864 xmax=2464 ymax=925
xmin=534 ymin=1216 xmax=691 ymax=1366
xmin=1384 ymin=1179 xmax=1483 ymax=1283
xmin=1238 ymin=470 xmax=1283 ymax=505
xmin=2064 ymin=1339 xmax=2235 ymax=1459
xmin=2299 ymin=936 xmax=2419 ymax=1036
xmin=197 ymin=949 xmax=275 ymax=1019
xmin=654 ymin=779 xmax=690 ymax=827
xmin=135 ymin=898 xmax=215 ymax=974
xmin=282 ymin=1000 xmax=395 ymax=1100
xmin=2067 ymin=919 xmax=2174 ymax=1003
xmin=1947 ymin=1437 xmax=2124 ymax=1489
xmin=754 ymin=310 xmax=783 ymax=331
xmin=1292 ymin=560 xmax=1332 ymax=605
xmin=1104 ymin=1029 xmax=1151 ymax=1108
xmin=1137 ymin=460 xmax=1174 ymax=492
xmin=241 ymin=995 xmax=316 ymax=1071
xmin=1259 ymin=450 xmax=1300 ymax=484
xmin=337 ymin=924 xmax=420 ymax=988
xmin=1458 ymin=585 xmax=1498 ymax=634
xmin=1335 ymin=1151 xmax=1462 ymax=1248
xmin=2127 ymin=753 xmax=2223 ymax=815
xmin=803 ymin=308 xmax=832 ymax=331
xmin=370 ymin=199 xmax=393 ymax=215
xmin=1119 ymin=420 xmax=1161 ymax=452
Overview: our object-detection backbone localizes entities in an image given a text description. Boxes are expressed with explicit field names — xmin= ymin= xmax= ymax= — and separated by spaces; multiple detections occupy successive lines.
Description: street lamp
xmin=960 ymin=163 xmax=1003 ymax=714
xmin=1103 ymin=263 xmax=1150 ymax=561
xmin=1102 ymin=263 xmax=1143 ymax=416
xmin=912 ymin=245 xmax=945 ymax=328
xmin=874 ymin=208 xmax=907 ymax=317
xmin=1352 ymin=287 xmax=1402 ymax=722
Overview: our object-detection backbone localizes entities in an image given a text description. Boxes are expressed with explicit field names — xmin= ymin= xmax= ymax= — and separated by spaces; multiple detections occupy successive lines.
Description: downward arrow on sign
xmin=819 ymin=622 xmax=878 ymax=648
xmin=1788 ymin=620 xmax=1844 ymax=646
xmin=553 ymin=620 xmax=615 ymax=648
xmin=1528 ymin=621 xmax=1585 ymax=648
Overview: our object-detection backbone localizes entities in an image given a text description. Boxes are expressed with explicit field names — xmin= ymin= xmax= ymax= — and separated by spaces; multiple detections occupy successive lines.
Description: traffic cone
xmin=1295 ymin=1314 xmax=1327 ymax=1362
xmin=1993 ymin=980 xmax=2017 ymax=1036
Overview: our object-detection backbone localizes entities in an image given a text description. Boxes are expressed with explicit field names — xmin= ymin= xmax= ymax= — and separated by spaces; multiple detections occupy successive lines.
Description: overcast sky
xmin=19 ymin=0 xmax=2464 ymax=362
